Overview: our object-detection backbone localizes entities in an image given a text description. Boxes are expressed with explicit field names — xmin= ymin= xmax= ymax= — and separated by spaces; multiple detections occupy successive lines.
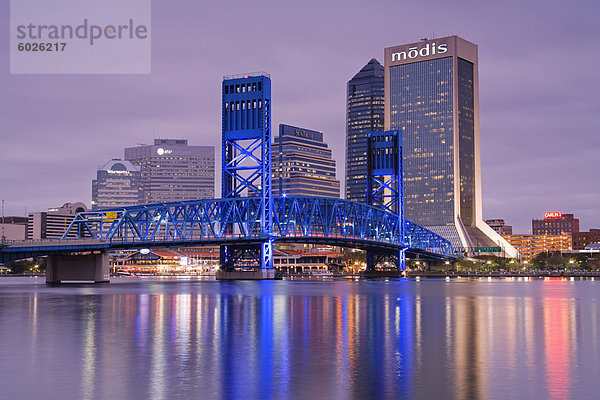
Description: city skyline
xmin=1 ymin=0 xmax=598 ymax=234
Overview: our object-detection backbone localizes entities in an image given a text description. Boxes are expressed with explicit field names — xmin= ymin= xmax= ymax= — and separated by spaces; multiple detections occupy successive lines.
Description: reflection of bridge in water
xmin=0 ymin=72 xmax=454 ymax=282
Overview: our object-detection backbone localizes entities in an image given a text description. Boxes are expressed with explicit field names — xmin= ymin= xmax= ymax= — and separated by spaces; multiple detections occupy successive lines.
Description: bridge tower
xmin=220 ymin=73 xmax=273 ymax=271
xmin=367 ymin=130 xmax=406 ymax=270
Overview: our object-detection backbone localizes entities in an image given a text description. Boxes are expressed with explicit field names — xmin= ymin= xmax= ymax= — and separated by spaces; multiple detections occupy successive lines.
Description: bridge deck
xmin=1 ymin=196 xmax=454 ymax=263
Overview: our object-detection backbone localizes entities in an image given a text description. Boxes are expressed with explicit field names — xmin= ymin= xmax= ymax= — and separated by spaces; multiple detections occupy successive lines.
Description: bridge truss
xmin=59 ymin=196 xmax=453 ymax=257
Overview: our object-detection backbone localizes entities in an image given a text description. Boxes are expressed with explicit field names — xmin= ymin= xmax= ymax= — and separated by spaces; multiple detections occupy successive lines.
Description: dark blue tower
xmin=366 ymin=130 xmax=406 ymax=270
xmin=220 ymin=72 xmax=273 ymax=270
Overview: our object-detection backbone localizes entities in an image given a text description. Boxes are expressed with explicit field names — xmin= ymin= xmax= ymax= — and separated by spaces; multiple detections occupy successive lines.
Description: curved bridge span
xmin=65 ymin=196 xmax=452 ymax=255
xmin=1 ymin=196 xmax=453 ymax=263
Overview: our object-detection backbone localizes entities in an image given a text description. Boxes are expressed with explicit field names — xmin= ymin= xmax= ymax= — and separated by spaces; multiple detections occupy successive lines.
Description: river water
xmin=0 ymin=276 xmax=598 ymax=400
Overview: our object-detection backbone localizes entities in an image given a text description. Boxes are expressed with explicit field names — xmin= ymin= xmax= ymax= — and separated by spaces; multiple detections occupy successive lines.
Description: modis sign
xmin=391 ymin=42 xmax=447 ymax=62
xmin=544 ymin=212 xmax=562 ymax=219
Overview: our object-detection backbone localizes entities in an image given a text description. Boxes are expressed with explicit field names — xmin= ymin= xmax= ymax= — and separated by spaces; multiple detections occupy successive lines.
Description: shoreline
xmin=2 ymin=271 xmax=600 ymax=279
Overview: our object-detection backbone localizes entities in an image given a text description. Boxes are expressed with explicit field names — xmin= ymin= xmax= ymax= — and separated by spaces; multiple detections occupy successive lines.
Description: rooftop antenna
xmin=1 ymin=199 xmax=5 ymax=246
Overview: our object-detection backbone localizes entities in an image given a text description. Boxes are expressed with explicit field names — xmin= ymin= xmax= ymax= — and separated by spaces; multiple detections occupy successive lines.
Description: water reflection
xmin=0 ymin=278 xmax=598 ymax=399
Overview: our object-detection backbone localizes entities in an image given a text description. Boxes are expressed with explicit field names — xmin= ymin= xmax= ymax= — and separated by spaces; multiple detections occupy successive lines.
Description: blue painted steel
xmin=405 ymin=220 xmax=453 ymax=256
xmin=1 ymin=197 xmax=454 ymax=263
xmin=222 ymin=72 xmax=273 ymax=269
xmin=57 ymin=196 xmax=404 ymax=246
xmin=367 ymin=130 xmax=407 ymax=270
xmin=367 ymin=130 xmax=403 ymax=219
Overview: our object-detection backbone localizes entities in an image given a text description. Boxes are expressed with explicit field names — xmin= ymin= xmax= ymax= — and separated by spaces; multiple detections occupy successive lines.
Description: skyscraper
xmin=346 ymin=59 xmax=384 ymax=203
xmin=91 ymin=159 xmax=143 ymax=210
xmin=124 ymin=139 xmax=215 ymax=203
xmin=384 ymin=36 xmax=517 ymax=257
xmin=273 ymin=124 xmax=340 ymax=198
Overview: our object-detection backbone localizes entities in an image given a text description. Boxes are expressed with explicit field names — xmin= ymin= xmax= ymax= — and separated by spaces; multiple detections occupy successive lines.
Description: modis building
xmin=384 ymin=36 xmax=517 ymax=257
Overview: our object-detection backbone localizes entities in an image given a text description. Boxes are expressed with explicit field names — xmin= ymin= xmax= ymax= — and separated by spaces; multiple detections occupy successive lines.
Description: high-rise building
xmin=124 ymin=139 xmax=215 ymax=203
xmin=273 ymin=124 xmax=340 ymax=198
xmin=91 ymin=159 xmax=143 ymax=210
xmin=27 ymin=202 xmax=87 ymax=240
xmin=346 ymin=59 xmax=384 ymax=203
xmin=532 ymin=212 xmax=579 ymax=236
xmin=384 ymin=35 xmax=517 ymax=257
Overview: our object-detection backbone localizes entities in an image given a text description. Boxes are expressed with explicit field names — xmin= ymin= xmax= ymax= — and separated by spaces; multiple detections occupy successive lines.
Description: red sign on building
xmin=544 ymin=212 xmax=562 ymax=219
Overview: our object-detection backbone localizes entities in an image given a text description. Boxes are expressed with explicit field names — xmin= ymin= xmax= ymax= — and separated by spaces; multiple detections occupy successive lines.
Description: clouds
xmin=1 ymin=0 xmax=598 ymax=233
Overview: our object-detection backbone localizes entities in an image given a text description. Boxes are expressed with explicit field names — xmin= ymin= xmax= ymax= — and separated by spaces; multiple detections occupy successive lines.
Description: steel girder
xmin=367 ymin=130 xmax=407 ymax=269
xmin=58 ymin=196 xmax=453 ymax=256
xmin=405 ymin=221 xmax=453 ymax=257
xmin=222 ymin=74 xmax=273 ymax=268
xmin=272 ymin=196 xmax=404 ymax=246
xmin=60 ymin=196 xmax=404 ymax=246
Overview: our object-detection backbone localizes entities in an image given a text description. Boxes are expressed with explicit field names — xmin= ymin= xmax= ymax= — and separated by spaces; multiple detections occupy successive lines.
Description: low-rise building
xmin=532 ymin=212 xmax=579 ymax=235
xmin=121 ymin=247 xmax=220 ymax=274
xmin=274 ymin=247 xmax=343 ymax=274
xmin=572 ymin=229 xmax=600 ymax=250
xmin=0 ymin=216 xmax=28 ymax=241
xmin=27 ymin=202 xmax=87 ymax=240
xmin=504 ymin=233 xmax=572 ymax=260
xmin=485 ymin=219 xmax=513 ymax=236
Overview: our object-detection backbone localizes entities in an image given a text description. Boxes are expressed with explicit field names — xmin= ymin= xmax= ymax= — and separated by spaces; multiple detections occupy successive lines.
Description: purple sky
xmin=1 ymin=0 xmax=598 ymax=234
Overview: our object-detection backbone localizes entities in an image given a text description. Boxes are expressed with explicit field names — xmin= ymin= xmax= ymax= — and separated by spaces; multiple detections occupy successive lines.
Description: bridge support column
xmin=365 ymin=249 xmax=406 ymax=272
xmin=46 ymin=253 xmax=110 ymax=284
xmin=216 ymin=269 xmax=275 ymax=280
xmin=218 ymin=243 xmax=276 ymax=280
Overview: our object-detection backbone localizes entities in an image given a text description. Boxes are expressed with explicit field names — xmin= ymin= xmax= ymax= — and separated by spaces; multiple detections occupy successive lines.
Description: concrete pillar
xmin=46 ymin=253 xmax=110 ymax=284
xmin=215 ymin=269 xmax=276 ymax=280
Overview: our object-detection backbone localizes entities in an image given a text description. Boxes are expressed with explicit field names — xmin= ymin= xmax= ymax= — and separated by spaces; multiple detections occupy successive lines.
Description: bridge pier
xmin=46 ymin=253 xmax=110 ymax=284
xmin=215 ymin=269 xmax=276 ymax=280
xmin=366 ymin=249 xmax=406 ymax=271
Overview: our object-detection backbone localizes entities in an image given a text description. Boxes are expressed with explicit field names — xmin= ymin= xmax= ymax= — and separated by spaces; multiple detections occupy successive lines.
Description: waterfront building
xmin=124 ymin=139 xmax=214 ymax=203
xmin=572 ymin=229 xmax=600 ymax=250
xmin=485 ymin=219 xmax=513 ymax=236
xmin=273 ymin=247 xmax=343 ymax=275
xmin=0 ymin=216 xmax=28 ymax=241
xmin=384 ymin=35 xmax=517 ymax=257
xmin=121 ymin=248 xmax=220 ymax=274
xmin=346 ymin=59 xmax=385 ymax=203
xmin=504 ymin=233 xmax=572 ymax=260
xmin=273 ymin=124 xmax=340 ymax=197
xmin=91 ymin=159 xmax=143 ymax=210
xmin=532 ymin=212 xmax=579 ymax=236
xmin=27 ymin=202 xmax=87 ymax=240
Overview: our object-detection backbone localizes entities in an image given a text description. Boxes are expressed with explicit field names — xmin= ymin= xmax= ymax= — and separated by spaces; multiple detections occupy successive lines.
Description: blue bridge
xmin=0 ymin=195 xmax=453 ymax=264
xmin=0 ymin=72 xmax=454 ymax=281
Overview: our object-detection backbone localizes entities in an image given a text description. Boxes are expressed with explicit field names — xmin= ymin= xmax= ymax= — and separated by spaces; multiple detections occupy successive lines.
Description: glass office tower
xmin=384 ymin=36 xmax=517 ymax=257
xmin=346 ymin=59 xmax=384 ymax=203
